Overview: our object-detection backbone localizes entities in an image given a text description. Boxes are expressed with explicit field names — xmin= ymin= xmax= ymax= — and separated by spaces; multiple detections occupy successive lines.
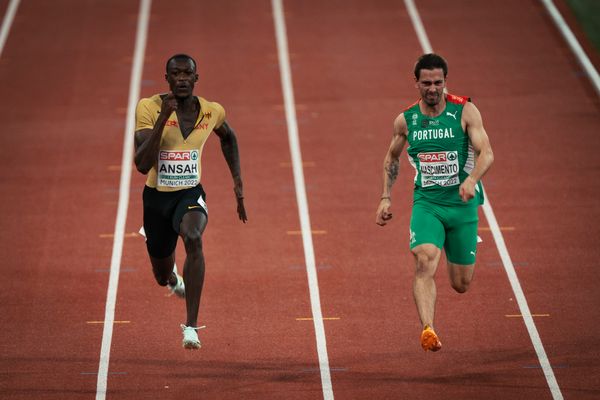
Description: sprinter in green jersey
xmin=375 ymin=54 xmax=494 ymax=352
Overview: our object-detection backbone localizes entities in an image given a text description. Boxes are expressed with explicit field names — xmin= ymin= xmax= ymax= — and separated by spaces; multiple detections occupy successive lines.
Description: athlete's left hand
xmin=234 ymin=180 xmax=247 ymax=223
xmin=459 ymin=176 xmax=477 ymax=202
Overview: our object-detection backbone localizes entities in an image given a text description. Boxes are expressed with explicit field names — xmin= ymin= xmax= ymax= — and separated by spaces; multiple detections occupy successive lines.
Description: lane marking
xmin=404 ymin=1 xmax=563 ymax=399
xmin=506 ymin=314 xmax=550 ymax=318
xmin=95 ymin=1 xmax=151 ymax=399
xmin=482 ymin=191 xmax=563 ymax=399
xmin=541 ymin=0 xmax=600 ymax=98
xmin=87 ymin=321 xmax=131 ymax=324
xmin=99 ymin=232 xmax=139 ymax=238
xmin=404 ymin=0 xmax=433 ymax=53
xmin=479 ymin=226 xmax=515 ymax=231
xmin=272 ymin=1 xmax=334 ymax=398
xmin=83 ymin=372 xmax=128 ymax=376
xmin=487 ymin=261 xmax=528 ymax=268
xmin=0 ymin=0 xmax=20 ymax=58
xmin=273 ymin=103 xmax=308 ymax=111
xmin=302 ymin=367 xmax=348 ymax=373
xmin=287 ymin=230 xmax=327 ymax=235
xmin=280 ymin=161 xmax=316 ymax=167
xmin=296 ymin=317 xmax=340 ymax=321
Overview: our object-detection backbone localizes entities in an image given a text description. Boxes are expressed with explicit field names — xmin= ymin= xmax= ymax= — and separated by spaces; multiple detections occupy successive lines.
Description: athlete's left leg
xmin=179 ymin=211 xmax=208 ymax=328
xmin=446 ymin=262 xmax=475 ymax=293
xmin=444 ymin=204 xmax=478 ymax=293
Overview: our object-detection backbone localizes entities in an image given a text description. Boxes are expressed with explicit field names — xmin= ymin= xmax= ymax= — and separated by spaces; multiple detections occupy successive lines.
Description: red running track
xmin=0 ymin=1 xmax=598 ymax=399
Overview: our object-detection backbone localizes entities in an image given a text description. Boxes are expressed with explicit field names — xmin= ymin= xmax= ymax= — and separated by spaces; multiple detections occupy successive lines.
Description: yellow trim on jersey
xmin=135 ymin=94 xmax=226 ymax=192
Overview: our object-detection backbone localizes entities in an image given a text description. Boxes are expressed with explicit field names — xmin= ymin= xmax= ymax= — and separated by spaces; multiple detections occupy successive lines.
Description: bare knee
xmin=451 ymin=280 xmax=470 ymax=293
xmin=412 ymin=246 xmax=441 ymax=278
xmin=182 ymin=229 xmax=203 ymax=256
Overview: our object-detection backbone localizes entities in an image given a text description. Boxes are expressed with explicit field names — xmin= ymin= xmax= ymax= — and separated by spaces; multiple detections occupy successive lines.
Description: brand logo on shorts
xmin=410 ymin=229 xmax=416 ymax=244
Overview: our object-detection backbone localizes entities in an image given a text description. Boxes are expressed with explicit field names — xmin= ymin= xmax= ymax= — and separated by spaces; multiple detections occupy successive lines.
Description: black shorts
xmin=142 ymin=184 xmax=208 ymax=259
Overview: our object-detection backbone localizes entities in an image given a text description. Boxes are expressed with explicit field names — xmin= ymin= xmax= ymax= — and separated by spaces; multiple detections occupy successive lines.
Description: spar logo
xmin=418 ymin=152 xmax=447 ymax=162
xmin=159 ymin=150 xmax=198 ymax=161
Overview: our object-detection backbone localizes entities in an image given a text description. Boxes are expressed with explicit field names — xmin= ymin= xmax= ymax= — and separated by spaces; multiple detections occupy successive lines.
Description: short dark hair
xmin=414 ymin=53 xmax=448 ymax=79
xmin=165 ymin=54 xmax=197 ymax=73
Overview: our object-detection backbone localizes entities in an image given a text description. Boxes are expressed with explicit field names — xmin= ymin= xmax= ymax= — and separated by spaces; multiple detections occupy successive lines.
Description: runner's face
xmin=165 ymin=59 xmax=198 ymax=98
xmin=416 ymin=68 xmax=446 ymax=107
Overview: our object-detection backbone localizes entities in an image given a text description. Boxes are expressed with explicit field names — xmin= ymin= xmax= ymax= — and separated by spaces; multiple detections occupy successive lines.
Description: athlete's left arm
xmin=215 ymin=121 xmax=247 ymax=223
xmin=459 ymin=102 xmax=494 ymax=202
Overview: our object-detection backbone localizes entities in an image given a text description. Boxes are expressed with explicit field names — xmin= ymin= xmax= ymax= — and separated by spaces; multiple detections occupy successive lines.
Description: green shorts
xmin=409 ymin=198 xmax=479 ymax=265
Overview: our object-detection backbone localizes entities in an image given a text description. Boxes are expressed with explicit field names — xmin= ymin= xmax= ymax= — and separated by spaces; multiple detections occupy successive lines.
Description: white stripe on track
xmin=95 ymin=0 xmax=151 ymax=398
xmin=404 ymin=0 xmax=432 ymax=54
xmin=541 ymin=0 xmax=600 ymax=99
xmin=0 ymin=0 xmax=20 ymax=58
xmin=481 ymin=194 xmax=563 ymax=399
xmin=271 ymin=0 xmax=334 ymax=399
xmin=403 ymin=1 xmax=564 ymax=399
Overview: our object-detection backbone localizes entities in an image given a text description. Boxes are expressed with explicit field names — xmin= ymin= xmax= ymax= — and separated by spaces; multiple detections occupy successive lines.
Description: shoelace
xmin=180 ymin=324 xmax=206 ymax=331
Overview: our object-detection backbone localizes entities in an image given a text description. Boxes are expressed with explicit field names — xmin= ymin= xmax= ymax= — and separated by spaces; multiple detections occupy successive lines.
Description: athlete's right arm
xmin=375 ymin=113 xmax=408 ymax=226
xmin=134 ymin=94 xmax=177 ymax=174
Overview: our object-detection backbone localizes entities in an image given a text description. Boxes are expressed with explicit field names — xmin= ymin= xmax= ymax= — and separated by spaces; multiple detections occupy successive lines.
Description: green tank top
xmin=405 ymin=94 xmax=483 ymax=206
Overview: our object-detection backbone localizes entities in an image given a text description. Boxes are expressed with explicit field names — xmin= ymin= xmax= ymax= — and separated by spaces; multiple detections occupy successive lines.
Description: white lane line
xmin=541 ymin=0 xmax=600 ymax=98
xmin=403 ymin=1 xmax=563 ymax=399
xmin=482 ymin=195 xmax=563 ymax=399
xmin=0 ymin=0 xmax=20 ymax=58
xmin=95 ymin=0 xmax=151 ymax=399
xmin=404 ymin=0 xmax=432 ymax=54
xmin=271 ymin=0 xmax=334 ymax=399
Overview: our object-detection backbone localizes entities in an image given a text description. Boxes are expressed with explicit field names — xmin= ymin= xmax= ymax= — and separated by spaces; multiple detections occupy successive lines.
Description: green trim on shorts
xmin=409 ymin=198 xmax=479 ymax=265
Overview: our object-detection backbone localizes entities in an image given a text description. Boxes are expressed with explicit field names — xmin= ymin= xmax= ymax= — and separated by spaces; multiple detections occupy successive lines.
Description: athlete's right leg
xmin=149 ymin=253 xmax=177 ymax=287
xmin=411 ymin=243 xmax=442 ymax=329
xmin=410 ymin=200 xmax=445 ymax=351
xmin=142 ymin=186 xmax=179 ymax=288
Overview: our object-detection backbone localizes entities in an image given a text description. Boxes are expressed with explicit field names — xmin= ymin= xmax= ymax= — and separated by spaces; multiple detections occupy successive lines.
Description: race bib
xmin=157 ymin=150 xmax=199 ymax=187
xmin=418 ymin=151 xmax=459 ymax=187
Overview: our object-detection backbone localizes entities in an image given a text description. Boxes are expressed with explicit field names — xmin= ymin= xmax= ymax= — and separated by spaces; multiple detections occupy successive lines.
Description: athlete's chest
xmin=160 ymin=113 xmax=213 ymax=147
xmin=407 ymin=109 xmax=465 ymax=148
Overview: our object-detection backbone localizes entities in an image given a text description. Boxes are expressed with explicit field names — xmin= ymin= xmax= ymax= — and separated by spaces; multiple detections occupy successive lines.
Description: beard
xmin=423 ymin=91 xmax=441 ymax=106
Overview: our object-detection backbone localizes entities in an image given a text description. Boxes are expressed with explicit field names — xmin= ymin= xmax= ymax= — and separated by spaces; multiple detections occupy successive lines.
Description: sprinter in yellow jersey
xmin=134 ymin=54 xmax=247 ymax=350
xmin=375 ymin=54 xmax=494 ymax=352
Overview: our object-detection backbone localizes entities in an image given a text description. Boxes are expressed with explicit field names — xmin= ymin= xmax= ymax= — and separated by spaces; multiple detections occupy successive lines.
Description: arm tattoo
xmin=385 ymin=159 xmax=399 ymax=186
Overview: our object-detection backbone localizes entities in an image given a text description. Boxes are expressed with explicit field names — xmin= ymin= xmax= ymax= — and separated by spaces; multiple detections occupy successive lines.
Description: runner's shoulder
xmin=446 ymin=93 xmax=471 ymax=105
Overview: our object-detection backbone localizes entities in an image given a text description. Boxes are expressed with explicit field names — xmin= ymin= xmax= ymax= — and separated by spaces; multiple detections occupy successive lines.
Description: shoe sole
xmin=183 ymin=341 xmax=201 ymax=350
xmin=421 ymin=330 xmax=442 ymax=352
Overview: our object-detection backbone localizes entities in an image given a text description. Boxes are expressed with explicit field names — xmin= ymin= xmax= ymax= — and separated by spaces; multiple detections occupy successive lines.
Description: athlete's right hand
xmin=160 ymin=93 xmax=178 ymax=117
xmin=375 ymin=199 xmax=393 ymax=226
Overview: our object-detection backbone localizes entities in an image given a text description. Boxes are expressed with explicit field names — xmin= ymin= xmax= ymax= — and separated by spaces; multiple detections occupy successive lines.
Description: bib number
xmin=157 ymin=150 xmax=199 ymax=188
xmin=418 ymin=151 xmax=459 ymax=187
